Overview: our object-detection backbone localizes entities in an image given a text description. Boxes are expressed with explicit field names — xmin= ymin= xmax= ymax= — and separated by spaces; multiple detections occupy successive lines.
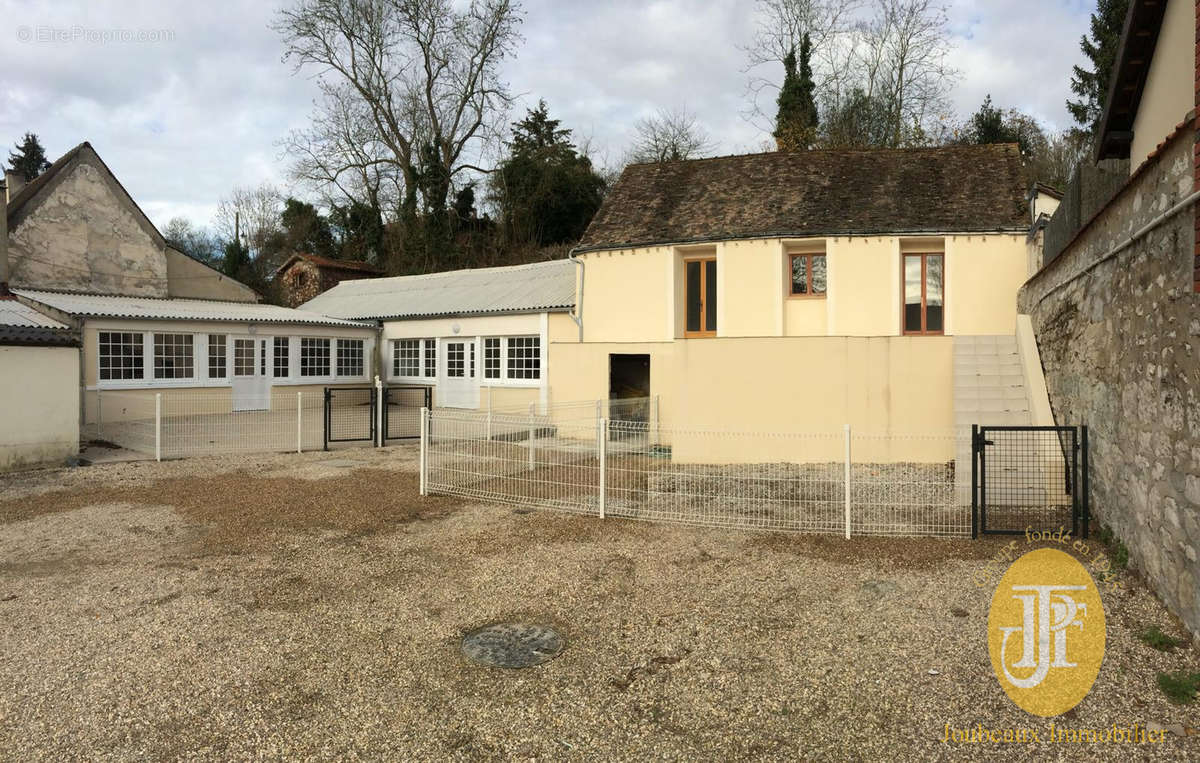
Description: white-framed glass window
xmin=208 ymin=334 xmax=227 ymax=379
xmin=99 ymin=331 xmax=144 ymax=381
xmin=506 ymin=336 xmax=540 ymax=380
xmin=446 ymin=342 xmax=465 ymax=378
xmin=337 ymin=339 xmax=364 ymax=377
xmin=153 ymin=333 xmax=194 ymax=380
xmin=273 ymin=337 xmax=290 ymax=378
xmin=393 ymin=339 xmax=421 ymax=377
xmin=423 ymin=340 xmax=436 ymax=378
xmin=301 ymin=338 xmax=331 ymax=377
xmin=234 ymin=339 xmax=256 ymax=376
xmin=483 ymin=337 xmax=501 ymax=379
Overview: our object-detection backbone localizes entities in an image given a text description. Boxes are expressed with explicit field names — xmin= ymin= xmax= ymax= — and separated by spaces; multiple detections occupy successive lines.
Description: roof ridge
xmin=620 ymin=142 xmax=1021 ymax=170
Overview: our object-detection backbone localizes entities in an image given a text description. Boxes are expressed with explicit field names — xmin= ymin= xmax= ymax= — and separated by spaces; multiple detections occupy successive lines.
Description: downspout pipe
xmin=0 ymin=177 xmax=10 ymax=296
xmin=566 ymin=246 xmax=584 ymax=342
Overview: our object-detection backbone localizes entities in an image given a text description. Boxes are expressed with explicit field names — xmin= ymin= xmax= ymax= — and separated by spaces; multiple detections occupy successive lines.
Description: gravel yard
xmin=1 ymin=447 xmax=1197 ymax=760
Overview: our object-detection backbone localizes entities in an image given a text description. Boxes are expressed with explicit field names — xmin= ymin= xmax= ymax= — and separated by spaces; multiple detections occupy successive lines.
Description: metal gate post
xmin=419 ymin=406 xmax=429 ymax=496
xmin=1081 ymin=426 xmax=1090 ymax=539
xmin=970 ymin=425 xmax=978 ymax=539
xmin=599 ymin=418 xmax=608 ymax=519
xmin=843 ymin=423 xmax=851 ymax=539
xmin=323 ymin=388 xmax=330 ymax=451
xmin=375 ymin=376 xmax=384 ymax=447
xmin=296 ymin=391 xmax=303 ymax=453
xmin=154 ymin=393 xmax=162 ymax=462
xmin=979 ymin=427 xmax=987 ymax=534
xmin=1070 ymin=427 xmax=1080 ymax=537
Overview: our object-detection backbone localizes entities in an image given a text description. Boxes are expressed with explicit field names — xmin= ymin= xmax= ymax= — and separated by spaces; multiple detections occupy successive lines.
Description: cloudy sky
xmin=1 ymin=0 xmax=1093 ymax=229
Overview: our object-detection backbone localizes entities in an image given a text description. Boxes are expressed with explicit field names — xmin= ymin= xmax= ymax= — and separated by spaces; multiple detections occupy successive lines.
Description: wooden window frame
xmin=684 ymin=256 xmax=717 ymax=337
xmin=788 ymin=253 xmax=827 ymax=299
xmin=901 ymin=253 xmax=945 ymax=336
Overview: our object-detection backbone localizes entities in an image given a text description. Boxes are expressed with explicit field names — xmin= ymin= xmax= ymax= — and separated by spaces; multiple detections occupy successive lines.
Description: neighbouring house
xmin=0 ymin=142 xmax=378 ymax=467
xmin=1019 ymin=0 xmax=1199 ymax=636
xmin=273 ymin=252 xmax=384 ymax=308
xmin=547 ymin=144 xmax=1051 ymax=464
xmin=300 ymin=260 xmax=576 ymax=412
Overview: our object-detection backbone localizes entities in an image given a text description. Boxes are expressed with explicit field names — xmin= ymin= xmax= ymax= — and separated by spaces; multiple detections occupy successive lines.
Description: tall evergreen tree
xmin=773 ymin=35 xmax=818 ymax=151
xmin=7 ymin=132 xmax=51 ymax=182
xmin=1067 ymin=0 xmax=1131 ymax=136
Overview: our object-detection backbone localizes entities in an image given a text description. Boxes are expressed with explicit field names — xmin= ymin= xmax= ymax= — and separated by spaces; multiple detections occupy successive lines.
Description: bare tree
xmin=275 ymin=0 xmax=523 ymax=270
xmin=741 ymin=0 xmax=861 ymax=131
xmin=627 ymin=107 xmax=716 ymax=164
xmin=872 ymin=0 xmax=957 ymax=146
xmin=213 ymin=183 xmax=283 ymax=258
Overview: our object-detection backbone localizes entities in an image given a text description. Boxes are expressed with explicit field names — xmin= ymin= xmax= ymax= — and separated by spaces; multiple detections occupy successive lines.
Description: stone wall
xmin=9 ymin=158 xmax=168 ymax=297
xmin=1018 ymin=128 xmax=1200 ymax=636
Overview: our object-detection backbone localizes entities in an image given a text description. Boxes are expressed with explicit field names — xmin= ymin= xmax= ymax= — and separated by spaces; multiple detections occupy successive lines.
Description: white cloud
xmin=0 ymin=0 xmax=1094 ymax=229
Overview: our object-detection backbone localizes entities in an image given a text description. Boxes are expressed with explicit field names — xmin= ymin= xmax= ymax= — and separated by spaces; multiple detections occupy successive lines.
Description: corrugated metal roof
xmin=299 ymin=259 xmax=577 ymax=321
xmin=14 ymin=289 xmax=375 ymax=328
xmin=0 ymin=298 xmax=71 ymax=329
xmin=0 ymin=299 xmax=78 ymax=347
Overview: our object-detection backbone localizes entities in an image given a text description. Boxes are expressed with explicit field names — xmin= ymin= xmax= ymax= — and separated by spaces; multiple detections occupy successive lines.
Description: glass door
xmin=903 ymin=254 xmax=944 ymax=335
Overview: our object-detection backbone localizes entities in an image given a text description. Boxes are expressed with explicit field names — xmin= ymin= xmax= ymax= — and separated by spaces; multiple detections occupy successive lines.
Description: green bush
xmin=1138 ymin=626 xmax=1182 ymax=651
xmin=1156 ymin=671 xmax=1200 ymax=705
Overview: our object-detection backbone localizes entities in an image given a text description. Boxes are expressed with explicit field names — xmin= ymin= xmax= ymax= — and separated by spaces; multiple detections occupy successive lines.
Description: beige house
xmin=300 ymin=260 xmax=576 ymax=413
xmin=547 ymin=144 xmax=1048 ymax=461
xmin=0 ymin=142 xmax=377 ymax=462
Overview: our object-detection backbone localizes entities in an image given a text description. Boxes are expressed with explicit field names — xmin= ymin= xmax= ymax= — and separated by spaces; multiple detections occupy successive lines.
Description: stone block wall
xmin=1018 ymin=128 xmax=1199 ymax=636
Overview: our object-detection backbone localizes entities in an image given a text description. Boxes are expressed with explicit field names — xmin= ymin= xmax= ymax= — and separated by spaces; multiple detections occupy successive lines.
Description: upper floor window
xmin=685 ymin=257 xmax=717 ymax=336
xmin=903 ymin=253 xmax=944 ymax=335
xmin=790 ymin=253 xmax=826 ymax=297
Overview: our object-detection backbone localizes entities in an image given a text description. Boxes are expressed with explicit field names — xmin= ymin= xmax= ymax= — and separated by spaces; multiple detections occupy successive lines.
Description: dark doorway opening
xmin=610 ymin=354 xmax=650 ymax=399
xmin=609 ymin=354 xmax=651 ymax=431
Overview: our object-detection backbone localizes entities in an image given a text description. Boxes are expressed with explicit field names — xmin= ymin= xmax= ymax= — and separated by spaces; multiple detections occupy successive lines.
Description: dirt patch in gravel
xmin=0 ymin=468 xmax=456 ymax=552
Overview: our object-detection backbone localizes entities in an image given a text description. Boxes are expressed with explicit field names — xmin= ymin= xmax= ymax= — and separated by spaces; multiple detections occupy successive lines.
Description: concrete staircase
xmin=953 ymin=335 xmax=1034 ymax=503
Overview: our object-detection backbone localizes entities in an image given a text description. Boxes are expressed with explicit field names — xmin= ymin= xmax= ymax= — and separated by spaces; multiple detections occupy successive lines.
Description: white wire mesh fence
xmin=422 ymin=407 xmax=972 ymax=537
xmin=86 ymin=389 xmax=344 ymax=459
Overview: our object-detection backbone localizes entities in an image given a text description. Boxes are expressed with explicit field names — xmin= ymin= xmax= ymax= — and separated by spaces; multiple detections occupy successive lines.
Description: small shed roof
xmin=274 ymin=252 xmax=385 ymax=278
xmin=14 ymin=289 xmax=374 ymax=328
xmin=0 ymin=298 xmax=79 ymax=347
xmin=299 ymin=259 xmax=576 ymax=321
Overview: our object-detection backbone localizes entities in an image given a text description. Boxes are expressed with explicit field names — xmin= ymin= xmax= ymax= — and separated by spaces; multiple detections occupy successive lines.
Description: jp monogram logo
xmin=988 ymin=548 xmax=1105 ymax=717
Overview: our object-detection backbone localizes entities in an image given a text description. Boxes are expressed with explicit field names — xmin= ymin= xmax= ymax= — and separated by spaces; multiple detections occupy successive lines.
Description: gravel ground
xmin=0 ymin=446 xmax=1197 ymax=760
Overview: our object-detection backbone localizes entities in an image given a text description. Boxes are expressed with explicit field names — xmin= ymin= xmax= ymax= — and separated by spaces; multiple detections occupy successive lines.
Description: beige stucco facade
xmin=547 ymin=232 xmax=1027 ymax=459
xmin=0 ymin=345 xmax=80 ymax=470
xmin=1129 ymin=0 xmax=1193 ymax=170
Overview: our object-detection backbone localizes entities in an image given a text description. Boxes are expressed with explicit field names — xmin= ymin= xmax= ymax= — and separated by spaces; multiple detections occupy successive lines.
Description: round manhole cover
xmin=461 ymin=623 xmax=564 ymax=668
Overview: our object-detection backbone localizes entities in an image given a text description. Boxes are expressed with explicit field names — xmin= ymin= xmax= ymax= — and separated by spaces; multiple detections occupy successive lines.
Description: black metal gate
xmin=383 ymin=385 xmax=431 ymax=441
xmin=324 ymin=387 xmax=376 ymax=449
xmin=972 ymin=425 xmax=1089 ymax=538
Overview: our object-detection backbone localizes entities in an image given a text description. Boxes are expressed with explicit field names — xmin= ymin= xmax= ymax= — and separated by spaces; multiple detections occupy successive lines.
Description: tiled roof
xmin=0 ymin=298 xmax=78 ymax=347
xmin=299 ymin=259 xmax=576 ymax=321
xmin=275 ymin=252 xmax=384 ymax=276
xmin=14 ymin=289 xmax=375 ymax=328
xmin=576 ymin=144 xmax=1029 ymax=252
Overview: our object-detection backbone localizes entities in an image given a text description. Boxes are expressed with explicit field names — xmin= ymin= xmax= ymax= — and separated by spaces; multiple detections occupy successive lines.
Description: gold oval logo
xmin=988 ymin=547 xmax=1105 ymax=717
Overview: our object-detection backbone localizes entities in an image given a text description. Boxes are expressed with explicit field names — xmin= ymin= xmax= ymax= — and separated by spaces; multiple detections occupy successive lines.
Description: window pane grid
xmin=208 ymin=334 xmax=226 ymax=378
xmin=273 ymin=337 xmax=290 ymax=378
xmin=446 ymin=343 xmax=465 ymax=378
xmin=423 ymin=340 xmax=436 ymax=378
xmin=336 ymin=339 xmax=364 ymax=377
xmin=234 ymin=339 xmax=256 ymax=377
xmin=153 ymin=334 xmax=194 ymax=380
xmin=394 ymin=339 xmax=421 ymax=376
xmin=506 ymin=336 xmax=540 ymax=380
xmin=301 ymin=338 xmax=331 ymax=377
xmin=99 ymin=332 xmax=144 ymax=381
xmin=483 ymin=337 xmax=501 ymax=379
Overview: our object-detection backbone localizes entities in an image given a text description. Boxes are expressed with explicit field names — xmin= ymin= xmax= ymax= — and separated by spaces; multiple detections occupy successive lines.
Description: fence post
xmin=375 ymin=375 xmax=384 ymax=447
xmin=419 ymin=406 xmax=429 ymax=496
xmin=599 ymin=418 xmax=607 ymax=519
xmin=297 ymin=392 xmax=303 ymax=454
xmin=155 ymin=393 xmax=162 ymax=462
xmin=527 ymin=415 xmax=535 ymax=472
xmin=843 ymin=423 xmax=851 ymax=539
xmin=95 ymin=388 xmax=102 ymax=443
